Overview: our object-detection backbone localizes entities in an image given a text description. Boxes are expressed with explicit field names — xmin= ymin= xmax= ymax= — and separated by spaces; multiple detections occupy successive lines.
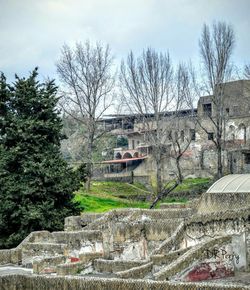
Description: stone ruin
xmin=0 ymin=174 xmax=250 ymax=289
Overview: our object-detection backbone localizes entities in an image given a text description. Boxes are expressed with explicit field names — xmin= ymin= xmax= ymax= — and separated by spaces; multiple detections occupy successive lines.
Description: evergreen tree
xmin=0 ymin=69 xmax=81 ymax=248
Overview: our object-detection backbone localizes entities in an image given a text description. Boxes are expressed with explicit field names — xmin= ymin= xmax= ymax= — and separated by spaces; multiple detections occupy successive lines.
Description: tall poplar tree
xmin=0 ymin=69 xmax=81 ymax=248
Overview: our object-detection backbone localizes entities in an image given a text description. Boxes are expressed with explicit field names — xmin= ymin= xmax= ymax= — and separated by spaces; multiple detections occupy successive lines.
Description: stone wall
xmin=184 ymin=208 xmax=250 ymax=271
xmin=0 ymin=231 xmax=50 ymax=265
xmin=64 ymin=213 xmax=104 ymax=231
xmin=0 ymin=274 xmax=247 ymax=290
xmin=0 ymin=248 xmax=21 ymax=265
xmin=197 ymin=192 xmax=250 ymax=214
xmin=93 ymin=259 xmax=147 ymax=273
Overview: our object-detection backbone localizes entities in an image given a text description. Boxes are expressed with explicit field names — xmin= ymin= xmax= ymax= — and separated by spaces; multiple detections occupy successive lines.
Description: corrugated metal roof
xmin=207 ymin=174 xmax=250 ymax=193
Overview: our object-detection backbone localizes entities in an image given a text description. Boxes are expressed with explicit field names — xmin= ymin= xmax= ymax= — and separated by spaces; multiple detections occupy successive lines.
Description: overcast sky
xmin=0 ymin=0 xmax=249 ymax=82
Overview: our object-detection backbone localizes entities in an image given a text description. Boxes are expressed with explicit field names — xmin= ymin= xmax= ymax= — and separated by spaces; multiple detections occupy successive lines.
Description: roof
xmin=101 ymin=109 xmax=197 ymax=122
xmin=102 ymin=156 xmax=147 ymax=164
xmin=207 ymin=174 xmax=250 ymax=193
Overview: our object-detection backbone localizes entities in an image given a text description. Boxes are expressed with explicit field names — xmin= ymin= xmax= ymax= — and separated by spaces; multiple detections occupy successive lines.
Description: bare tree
xmin=171 ymin=63 xmax=198 ymax=183
xmin=198 ymin=21 xmax=235 ymax=179
xmin=120 ymin=48 xmax=174 ymax=194
xmin=120 ymin=48 xmax=196 ymax=201
xmin=56 ymin=41 xmax=115 ymax=190
xmin=149 ymin=63 xmax=197 ymax=208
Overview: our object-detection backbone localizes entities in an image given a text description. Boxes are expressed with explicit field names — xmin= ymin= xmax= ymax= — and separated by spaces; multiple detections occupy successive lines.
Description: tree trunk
xmin=217 ymin=144 xmax=223 ymax=180
xmin=176 ymin=156 xmax=183 ymax=183
xmin=216 ymin=120 xmax=223 ymax=180
xmin=150 ymin=181 xmax=179 ymax=209
xmin=156 ymin=159 xmax=162 ymax=194
xmin=85 ymin=176 xmax=91 ymax=191
xmin=85 ymin=137 xmax=93 ymax=192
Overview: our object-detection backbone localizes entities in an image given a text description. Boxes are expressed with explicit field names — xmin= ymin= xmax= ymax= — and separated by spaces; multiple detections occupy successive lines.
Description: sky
xmin=0 ymin=0 xmax=249 ymax=82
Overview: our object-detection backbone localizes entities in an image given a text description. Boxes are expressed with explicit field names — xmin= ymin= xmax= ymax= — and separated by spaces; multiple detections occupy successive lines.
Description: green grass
xmin=75 ymin=194 xmax=149 ymax=213
xmin=74 ymin=178 xmax=211 ymax=213
xmin=162 ymin=197 xmax=188 ymax=203
xmin=74 ymin=181 xmax=150 ymax=213
xmin=172 ymin=177 xmax=211 ymax=192
xmin=162 ymin=177 xmax=212 ymax=202
xmin=162 ymin=177 xmax=211 ymax=192
xmin=84 ymin=181 xmax=149 ymax=198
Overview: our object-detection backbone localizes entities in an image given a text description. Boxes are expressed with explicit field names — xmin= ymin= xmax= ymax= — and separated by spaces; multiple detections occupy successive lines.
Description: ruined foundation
xmin=0 ymin=175 xmax=250 ymax=289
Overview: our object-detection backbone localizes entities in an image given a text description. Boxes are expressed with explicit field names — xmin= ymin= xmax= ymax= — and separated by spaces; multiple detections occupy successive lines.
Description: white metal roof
xmin=207 ymin=174 xmax=250 ymax=193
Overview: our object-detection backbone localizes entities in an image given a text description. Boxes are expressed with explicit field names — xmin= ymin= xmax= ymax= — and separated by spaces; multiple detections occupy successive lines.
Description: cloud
xmin=0 ymin=0 xmax=249 ymax=81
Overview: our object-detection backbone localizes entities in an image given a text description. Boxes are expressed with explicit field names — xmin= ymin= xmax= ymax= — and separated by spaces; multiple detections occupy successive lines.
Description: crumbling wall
xmin=0 ymin=231 xmax=50 ymax=265
xmin=64 ymin=213 xmax=104 ymax=231
xmin=85 ymin=208 xmax=190 ymax=260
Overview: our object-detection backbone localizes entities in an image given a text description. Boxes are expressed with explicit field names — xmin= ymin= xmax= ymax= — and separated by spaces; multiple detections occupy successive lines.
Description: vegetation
xmin=56 ymin=41 xmax=115 ymax=191
xmin=0 ymin=69 xmax=81 ymax=248
xmin=198 ymin=22 xmax=235 ymax=179
xmin=171 ymin=177 xmax=211 ymax=192
xmin=74 ymin=178 xmax=210 ymax=213
xmin=74 ymin=181 xmax=150 ymax=212
xmin=162 ymin=177 xmax=212 ymax=200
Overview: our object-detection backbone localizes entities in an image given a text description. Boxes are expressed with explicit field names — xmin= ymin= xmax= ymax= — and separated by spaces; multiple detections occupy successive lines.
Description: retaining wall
xmin=0 ymin=275 xmax=247 ymax=290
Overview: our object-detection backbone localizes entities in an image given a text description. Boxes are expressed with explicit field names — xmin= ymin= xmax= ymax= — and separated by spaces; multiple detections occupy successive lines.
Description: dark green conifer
xmin=0 ymin=69 xmax=81 ymax=248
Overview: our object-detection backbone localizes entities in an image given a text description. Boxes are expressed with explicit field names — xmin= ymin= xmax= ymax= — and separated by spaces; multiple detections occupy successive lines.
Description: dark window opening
xmin=208 ymin=132 xmax=214 ymax=140
xmin=203 ymin=103 xmax=212 ymax=116
xmin=132 ymin=140 xmax=135 ymax=149
xmin=226 ymin=108 xmax=229 ymax=114
xmin=245 ymin=153 xmax=250 ymax=164
xmin=190 ymin=129 xmax=196 ymax=141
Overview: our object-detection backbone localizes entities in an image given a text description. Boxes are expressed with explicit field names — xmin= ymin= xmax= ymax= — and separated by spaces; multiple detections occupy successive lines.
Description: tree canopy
xmin=0 ymin=69 xmax=81 ymax=248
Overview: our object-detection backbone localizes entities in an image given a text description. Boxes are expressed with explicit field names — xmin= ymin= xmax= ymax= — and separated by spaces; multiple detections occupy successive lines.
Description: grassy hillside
xmin=74 ymin=181 xmax=150 ymax=213
xmin=74 ymin=178 xmax=211 ymax=213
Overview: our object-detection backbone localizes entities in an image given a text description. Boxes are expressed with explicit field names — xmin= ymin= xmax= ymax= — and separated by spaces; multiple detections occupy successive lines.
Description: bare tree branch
xmin=198 ymin=21 xmax=235 ymax=179
xmin=56 ymin=41 xmax=115 ymax=190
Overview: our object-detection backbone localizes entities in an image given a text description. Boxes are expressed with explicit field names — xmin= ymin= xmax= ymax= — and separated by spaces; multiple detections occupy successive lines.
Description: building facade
xmin=102 ymin=80 xmax=250 ymax=182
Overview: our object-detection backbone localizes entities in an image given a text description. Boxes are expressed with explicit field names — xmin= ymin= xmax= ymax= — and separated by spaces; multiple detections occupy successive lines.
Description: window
xmin=203 ymin=103 xmax=212 ymax=116
xmin=190 ymin=129 xmax=196 ymax=141
xmin=245 ymin=153 xmax=250 ymax=164
xmin=226 ymin=108 xmax=230 ymax=114
xmin=208 ymin=132 xmax=214 ymax=140
xmin=168 ymin=131 xmax=172 ymax=140
xmin=132 ymin=140 xmax=135 ymax=149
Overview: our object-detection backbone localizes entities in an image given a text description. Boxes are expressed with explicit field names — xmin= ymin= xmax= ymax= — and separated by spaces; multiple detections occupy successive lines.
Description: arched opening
xmin=123 ymin=152 xmax=133 ymax=159
xmin=115 ymin=152 xmax=122 ymax=159
xmin=133 ymin=152 xmax=139 ymax=158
